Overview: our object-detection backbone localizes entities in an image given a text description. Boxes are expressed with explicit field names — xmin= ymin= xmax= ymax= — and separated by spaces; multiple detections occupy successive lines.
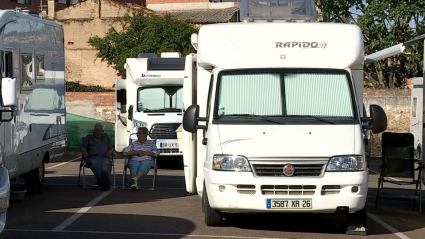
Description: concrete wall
xmin=53 ymin=0 xmax=142 ymax=89
xmin=364 ymin=89 xmax=411 ymax=156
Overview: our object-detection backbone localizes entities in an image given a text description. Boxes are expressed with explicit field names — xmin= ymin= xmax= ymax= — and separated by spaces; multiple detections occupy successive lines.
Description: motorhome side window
xmin=36 ymin=55 xmax=45 ymax=81
xmin=216 ymin=70 xmax=356 ymax=124
xmin=21 ymin=53 xmax=34 ymax=91
xmin=0 ymin=50 xmax=4 ymax=78
xmin=206 ymin=74 xmax=214 ymax=117
xmin=5 ymin=51 xmax=13 ymax=78
xmin=0 ymin=51 xmax=12 ymax=79
xmin=412 ymin=97 xmax=418 ymax=118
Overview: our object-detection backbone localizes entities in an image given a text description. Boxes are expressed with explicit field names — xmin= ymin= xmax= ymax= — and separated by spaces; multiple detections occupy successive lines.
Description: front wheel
xmin=24 ymin=163 xmax=45 ymax=195
xmin=346 ymin=206 xmax=367 ymax=236
xmin=203 ymin=183 xmax=222 ymax=226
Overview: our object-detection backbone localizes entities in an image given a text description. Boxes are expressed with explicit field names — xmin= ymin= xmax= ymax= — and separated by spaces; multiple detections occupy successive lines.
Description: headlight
xmin=0 ymin=167 xmax=9 ymax=212
xmin=133 ymin=120 xmax=147 ymax=128
xmin=0 ymin=190 xmax=9 ymax=212
xmin=213 ymin=155 xmax=251 ymax=171
xmin=326 ymin=156 xmax=364 ymax=171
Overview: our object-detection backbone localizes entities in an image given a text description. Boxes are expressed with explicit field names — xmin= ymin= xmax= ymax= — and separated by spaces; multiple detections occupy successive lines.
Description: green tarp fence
xmin=66 ymin=113 xmax=115 ymax=149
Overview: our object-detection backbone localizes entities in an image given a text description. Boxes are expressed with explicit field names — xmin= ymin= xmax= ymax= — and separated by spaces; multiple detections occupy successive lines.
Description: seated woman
xmin=122 ymin=127 xmax=158 ymax=191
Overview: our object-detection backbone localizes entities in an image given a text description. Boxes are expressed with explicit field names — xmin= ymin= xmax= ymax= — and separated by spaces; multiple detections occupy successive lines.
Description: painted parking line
xmin=52 ymin=188 xmax=115 ymax=231
xmin=46 ymin=157 xmax=81 ymax=170
xmin=367 ymin=213 xmax=411 ymax=239
xmin=369 ymin=169 xmax=401 ymax=182
xmin=4 ymin=229 xmax=286 ymax=239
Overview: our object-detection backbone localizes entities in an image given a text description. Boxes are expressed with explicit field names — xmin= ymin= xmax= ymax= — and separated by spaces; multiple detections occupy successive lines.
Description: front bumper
xmin=204 ymin=169 xmax=367 ymax=214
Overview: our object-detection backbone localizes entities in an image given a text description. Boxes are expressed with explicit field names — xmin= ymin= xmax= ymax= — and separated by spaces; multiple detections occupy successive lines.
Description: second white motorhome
xmin=181 ymin=0 xmax=388 ymax=235
xmin=115 ymin=53 xmax=185 ymax=154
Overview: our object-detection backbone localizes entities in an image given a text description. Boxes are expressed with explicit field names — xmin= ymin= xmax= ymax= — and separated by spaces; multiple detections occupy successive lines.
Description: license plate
xmin=160 ymin=143 xmax=179 ymax=149
xmin=267 ymin=199 xmax=312 ymax=209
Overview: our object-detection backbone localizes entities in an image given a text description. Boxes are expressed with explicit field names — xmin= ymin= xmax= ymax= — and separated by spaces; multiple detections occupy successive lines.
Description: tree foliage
xmin=66 ymin=81 xmax=114 ymax=92
xmin=88 ymin=12 xmax=198 ymax=77
xmin=315 ymin=0 xmax=425 ymax=88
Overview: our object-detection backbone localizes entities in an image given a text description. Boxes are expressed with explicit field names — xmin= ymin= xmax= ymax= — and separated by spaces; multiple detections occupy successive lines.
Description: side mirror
xmin=116 ymin=89 xmax=126 ymax=113
xmin=1 ymin=77 xmax=16 ymax=107
xmin=183 ymin=105 xmax=200 ymax=133
xmin=369 ymin=104 xmax=387 ymax=134
xmin=128 ymin=105 xmax=133 ymax=121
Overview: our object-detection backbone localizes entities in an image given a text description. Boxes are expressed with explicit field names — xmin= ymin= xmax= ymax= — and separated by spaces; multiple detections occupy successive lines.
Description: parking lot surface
xmin=2 ymin=150 xmax=425 ymax=239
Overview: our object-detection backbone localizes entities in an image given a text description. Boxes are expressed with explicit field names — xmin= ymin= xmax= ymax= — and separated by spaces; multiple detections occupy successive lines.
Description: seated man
xmin=122 ymin=127 xmax=158 ymax=191
xmin=81 ymin=123 xmax=114 ymax=190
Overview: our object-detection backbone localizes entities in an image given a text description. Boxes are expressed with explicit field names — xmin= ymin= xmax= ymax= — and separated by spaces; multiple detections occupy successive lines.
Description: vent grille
xmin=237 ymin=185 xmax=256 ymax=195
xmin=253 ymin=164 xmax=325 ymax=177
xmin=321 ymin=185 xmax=341 ymax=195
xmin=261 ymin=185 xmax=317 ymax=196
xmin=158 ymin=148 xmax=181 ymax=154
xmin=149 ymin=123 xmax=180 ymax=139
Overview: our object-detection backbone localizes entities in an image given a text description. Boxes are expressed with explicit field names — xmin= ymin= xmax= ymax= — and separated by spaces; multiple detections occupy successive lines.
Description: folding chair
xmin=121 ymin=133 xmax=159 ymax=190
xmin=375 ymin=132 xmax=423 ymax=212
xmin=77 ymin=154 xmax=116 ymax=189
xmin=77 ymin=134 xmax=116 ymax=189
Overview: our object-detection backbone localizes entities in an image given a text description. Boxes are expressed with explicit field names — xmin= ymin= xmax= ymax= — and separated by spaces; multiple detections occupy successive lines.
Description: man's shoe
xmin=101 ymin=172 xmax=110 ymax=191
xmin=130 ymin=177 xmax=138 ymax=191
xmin=97 ymin=179 xmax=104 ymax=188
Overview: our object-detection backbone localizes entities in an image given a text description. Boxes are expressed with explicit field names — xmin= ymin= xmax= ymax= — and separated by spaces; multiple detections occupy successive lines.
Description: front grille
xmin=149 ymin=123 xmax=181 ymax=139
xmin=159 ymin=148 xmax=181 ymax=154
xmin=261 ymin=185 xmax=317 ymax=196
xmin=237 ymin=185 xmax=256 ymax=195
xmin=252 ymin=164 xmax=324 ymax=177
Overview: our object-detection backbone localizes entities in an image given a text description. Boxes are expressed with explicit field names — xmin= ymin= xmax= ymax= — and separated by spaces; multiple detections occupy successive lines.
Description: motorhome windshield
xmin=137 ymin=86 xmax=182 ymax=112
xmin=215 ymin=70 xmax=358 ymax=124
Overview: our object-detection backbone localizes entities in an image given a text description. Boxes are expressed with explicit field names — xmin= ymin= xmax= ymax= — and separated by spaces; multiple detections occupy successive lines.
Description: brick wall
xmin=66 ymin=92 xmax=116 ymax=122
xmin=65 ymin=89 xmax=414 ymax=156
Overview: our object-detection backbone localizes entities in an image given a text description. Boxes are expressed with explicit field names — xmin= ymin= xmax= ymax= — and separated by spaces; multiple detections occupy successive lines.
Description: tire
xmin=25 ymin=163 xmax=45 ymax=195
xmin=203 ymin=183 xmax=222 ymax=226
xmin=346 ymin=206 xmax=367 ymax=236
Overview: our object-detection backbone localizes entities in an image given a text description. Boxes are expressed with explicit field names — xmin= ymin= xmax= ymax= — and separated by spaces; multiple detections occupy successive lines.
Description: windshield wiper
xmin=220 ymin=114 xmax=284 ymax=124
xmin=141 ymin=108 xmax=158 ymax=113
xmin=286 ymin=115 xmax=336 ymax=124
xmin=162 ymin=108 xmax=182 ymax=112
xmin=143 ymin=108 xmax=182 ymax=113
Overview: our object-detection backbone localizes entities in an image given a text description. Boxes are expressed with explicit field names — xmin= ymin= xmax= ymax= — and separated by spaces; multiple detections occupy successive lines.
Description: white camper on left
xmin=0 ymin=8 xmax=66 ymax=209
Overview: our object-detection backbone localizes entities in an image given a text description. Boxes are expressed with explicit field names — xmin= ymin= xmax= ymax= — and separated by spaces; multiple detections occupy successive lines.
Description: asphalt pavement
xmin=1 ymin=150 xmax=425 ymax=239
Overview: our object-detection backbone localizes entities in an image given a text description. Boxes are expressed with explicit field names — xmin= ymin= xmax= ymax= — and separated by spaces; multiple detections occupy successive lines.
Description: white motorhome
xmin=181 ymin=0 xmax=388 ymax=235
xmin=410 ymin=77 xmax=423 ymax=158
xmin=0 ymin=9 xmax=66 ymax=199
xmin=115 ymin=53 xmax=184 ymax=154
